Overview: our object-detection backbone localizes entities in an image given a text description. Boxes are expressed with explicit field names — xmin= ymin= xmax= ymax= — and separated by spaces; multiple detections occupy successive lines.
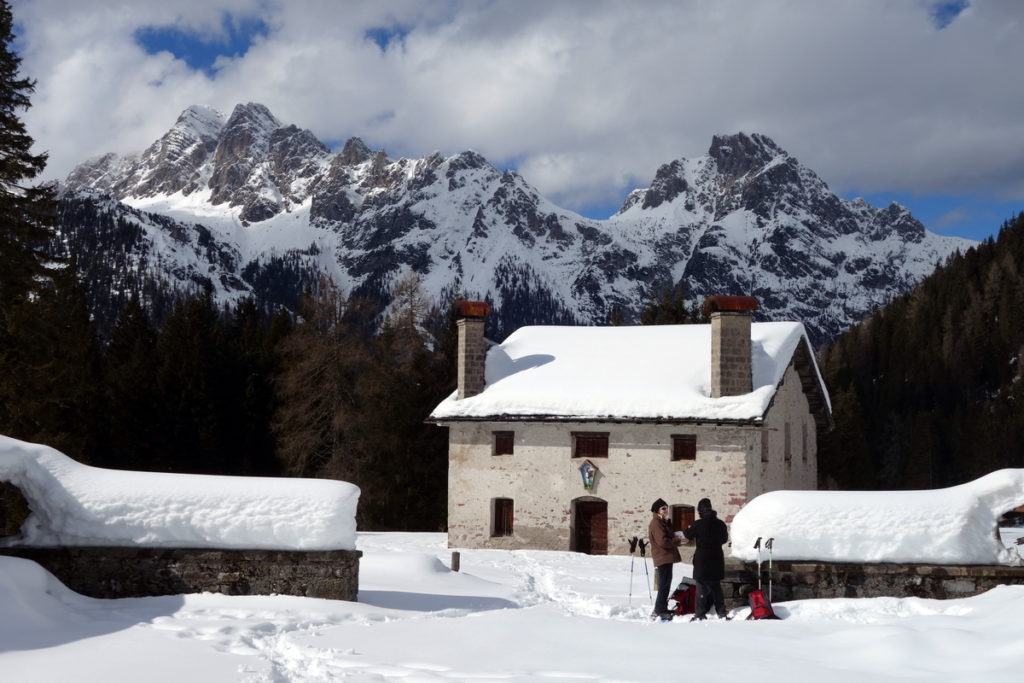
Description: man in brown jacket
xmin=648 ymin=497 xmax=683 ymax=619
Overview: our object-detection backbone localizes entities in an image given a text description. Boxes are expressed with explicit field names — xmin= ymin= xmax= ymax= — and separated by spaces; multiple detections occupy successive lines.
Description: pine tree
xmin=640 ymin=282 xmax=691 ymax=325
xmin=153 ymin=286 xmax=228 ymax=473
xmin=0 ymin=0 xmax=56 ymax=312
xmin=0 ymin=0 xmax=64 ymax=441
xmin=273 ymin=278 xmax=362 ymax=479
xmin=101 ymin=295 xmax=161 ymax=470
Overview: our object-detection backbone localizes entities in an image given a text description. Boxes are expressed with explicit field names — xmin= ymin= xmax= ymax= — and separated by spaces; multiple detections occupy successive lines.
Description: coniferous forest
xmin=819 ymin=212 xmax=1024 ymax=491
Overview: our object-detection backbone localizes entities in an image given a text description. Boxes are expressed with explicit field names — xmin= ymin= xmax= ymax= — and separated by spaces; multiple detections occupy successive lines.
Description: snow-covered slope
xmin=60 ymin=104 xmax=974 ymax=343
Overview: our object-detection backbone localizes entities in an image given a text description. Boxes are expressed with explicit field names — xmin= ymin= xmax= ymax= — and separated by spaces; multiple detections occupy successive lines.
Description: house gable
xmin=762 ymin=335 xmax=833 ymax=432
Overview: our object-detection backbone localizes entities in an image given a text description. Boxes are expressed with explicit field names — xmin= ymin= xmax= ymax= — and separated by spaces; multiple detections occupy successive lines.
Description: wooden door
xmin=573 ymin=499 xmax=608 ymax=555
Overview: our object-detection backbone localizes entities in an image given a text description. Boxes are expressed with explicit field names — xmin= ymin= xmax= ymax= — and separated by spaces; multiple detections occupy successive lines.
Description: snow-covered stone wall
xmin=0 ymin=435 xmax=359 ymax=551
xmin=731 ymin=469 xmax=1024 ymax=565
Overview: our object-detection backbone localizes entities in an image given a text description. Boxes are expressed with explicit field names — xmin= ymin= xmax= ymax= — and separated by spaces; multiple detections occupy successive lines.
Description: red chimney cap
xmin=703 ymin=295 xmax=759 ymax=314
xmin=456 ymin=300 xmax=491 ymax=319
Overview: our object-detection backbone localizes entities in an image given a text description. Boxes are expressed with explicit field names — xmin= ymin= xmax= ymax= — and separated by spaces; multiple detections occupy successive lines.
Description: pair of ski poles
xmin=627 ymin=536 xmax=652 ymax=606
xmin=753 ymin=536 xmax=776 ymax=601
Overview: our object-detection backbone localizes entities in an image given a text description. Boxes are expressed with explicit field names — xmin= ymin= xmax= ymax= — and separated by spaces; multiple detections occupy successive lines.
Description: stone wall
xmin=710 ymin=311 xmax=752 ymax=398
xmin=457 ymin=317 xmax=487 ymax=399
xmin=446 ymin=420 xmax=758 ymax=554
xmin=0 ymin=546 xmax=361 ymax=601
xmin=719 ymin=558 xmax=1024 ymax=609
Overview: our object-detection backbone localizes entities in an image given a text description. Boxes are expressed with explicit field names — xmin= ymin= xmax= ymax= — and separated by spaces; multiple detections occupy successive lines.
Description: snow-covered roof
xmin=731 ymin=469 xmax=1024 ymax=566
xmin=0 ymin=435 xmax=358 ymax=551
xmin=430 ymin=321 xmax=830 ymax=423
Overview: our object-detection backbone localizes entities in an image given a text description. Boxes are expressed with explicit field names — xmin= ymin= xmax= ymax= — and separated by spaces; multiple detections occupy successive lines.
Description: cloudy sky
xmin=11 ymin=0 xmax=1023 ymax=240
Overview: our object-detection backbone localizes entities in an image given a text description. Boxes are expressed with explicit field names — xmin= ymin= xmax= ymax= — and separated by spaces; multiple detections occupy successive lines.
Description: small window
xmin=671 ymin=434 xmax=696 ymax=461
xmin=572 ymin=432 xmax=609 ymax=459
xmin=492 ymin=498 xmax=514 ymax=537
xmin=802 ymin=422 xmax=808 ymax=462
xmin=493 ymin=431 xmax=514 ymax=456
xmin=761 ymin=430 xmax=770 ymax=463
xmin=671 ymin=504 xmax=695 ymax=534
xmin=784 ymin=423 xmax=792 ymax=463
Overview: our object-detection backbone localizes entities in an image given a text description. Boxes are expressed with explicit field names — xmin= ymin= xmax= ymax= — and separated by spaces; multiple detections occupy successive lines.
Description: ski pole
xmin=638 ymin=539 xmax=653 ymax=600
xmin=627 ymin=536 xmax=639 ymax=606
xmin=753 ymin=536 xmax=762 ymax=591
xmin=765 ymin=537 xmax=774 ymax=602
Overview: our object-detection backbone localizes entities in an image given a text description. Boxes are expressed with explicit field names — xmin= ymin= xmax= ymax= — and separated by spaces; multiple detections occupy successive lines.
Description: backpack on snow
xmin=746 ymin=587 xmax=779 ymax=620
xmin=746 ymin=536 xmax=782 ymax=620
xmin=670 ymin=578 xmax=698 ymax=616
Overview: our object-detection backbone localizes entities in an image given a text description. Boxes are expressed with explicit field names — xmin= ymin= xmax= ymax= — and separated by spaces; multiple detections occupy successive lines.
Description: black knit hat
xmin=651 ymin=498 xmax=668 ymax=513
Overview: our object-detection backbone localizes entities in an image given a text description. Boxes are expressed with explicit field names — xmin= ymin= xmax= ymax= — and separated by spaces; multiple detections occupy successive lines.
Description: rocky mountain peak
xmin=57 ymin=105 xmax=974 ymax=345
xmin=708 ymin=132 xmax=786 ymax=179
xmin=174 ymin=105 xmax=226 ymax=139
xmin=640 ymin=159 xmax=688 ymax=210
xmin=223 ymin=102 xmax=282 ymax=135
xmin=339 ymin=137 xmax=373 ymax=165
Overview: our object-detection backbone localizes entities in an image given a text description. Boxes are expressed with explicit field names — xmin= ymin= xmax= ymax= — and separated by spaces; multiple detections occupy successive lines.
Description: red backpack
xmin=746 ymin=588 xmax=779 ymax=620
xmin=670 ymin=580 xmax=698 ymax=616
xmin=747 ymin=537 xmax=782 ymax=620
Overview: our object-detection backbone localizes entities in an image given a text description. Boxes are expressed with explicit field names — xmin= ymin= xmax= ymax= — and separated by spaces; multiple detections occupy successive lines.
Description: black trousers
xmin=654 ymin=563 xmax=673 ymax=615
xmin=696 ymin=579 xmax=726 ymax=618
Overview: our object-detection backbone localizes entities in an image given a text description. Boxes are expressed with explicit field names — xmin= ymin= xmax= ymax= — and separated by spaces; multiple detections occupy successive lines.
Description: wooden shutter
xmin=494 ymin=431 xmax=514 ymax=456
xmin=671 ymin=434 xmax=696 ymax=461
xmin=573 ymin=432 xmax=609 ymax=458
xmin=493 ymin=498 xmax=513 ymax=537
xmin=672 ymin=505 xmax=695 ymax=534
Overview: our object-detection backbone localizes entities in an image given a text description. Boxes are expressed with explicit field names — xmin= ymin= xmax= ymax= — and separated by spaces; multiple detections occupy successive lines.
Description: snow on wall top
xmin=430 ymin=321 xmax=823 ymax=422
xmin=0 ymin=436 xmax=359 ymax=551
xmin=730 ymin=469 xmax=1024 ymax=566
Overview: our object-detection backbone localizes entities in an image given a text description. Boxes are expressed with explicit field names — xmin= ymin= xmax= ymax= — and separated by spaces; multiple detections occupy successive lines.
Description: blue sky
xmin=14 ymin=0 xmax=1023 ymax=243
xmin=134 ymin=15 xmax=269 ymax=76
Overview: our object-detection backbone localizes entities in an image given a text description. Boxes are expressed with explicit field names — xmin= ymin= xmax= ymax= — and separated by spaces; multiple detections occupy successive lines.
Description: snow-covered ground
xmin=2 ymin=532 xmax=1023 ymax=682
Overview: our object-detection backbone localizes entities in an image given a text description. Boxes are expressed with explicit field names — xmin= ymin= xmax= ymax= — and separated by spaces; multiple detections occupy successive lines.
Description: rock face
xmin=59 ymin=104 xmax=974 ymax=344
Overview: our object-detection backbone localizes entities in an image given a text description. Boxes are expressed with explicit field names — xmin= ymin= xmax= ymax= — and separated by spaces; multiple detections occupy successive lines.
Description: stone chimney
xmin=456 ymin=300 xmax=491 ymax=399
xmin=704 ymin=295 xmax=759 ymax=398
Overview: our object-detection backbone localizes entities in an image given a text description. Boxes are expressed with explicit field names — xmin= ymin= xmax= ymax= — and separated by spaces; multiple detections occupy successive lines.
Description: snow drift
xmin=0 ymin=435 xmax=358 ymax=550
xmin=731 ymin=469 xmax=1024 ymax=565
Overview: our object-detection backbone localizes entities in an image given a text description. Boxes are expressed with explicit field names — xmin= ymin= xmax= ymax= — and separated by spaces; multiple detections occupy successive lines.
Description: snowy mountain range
xmin=59 ymin=102 xmax=974 ymax=344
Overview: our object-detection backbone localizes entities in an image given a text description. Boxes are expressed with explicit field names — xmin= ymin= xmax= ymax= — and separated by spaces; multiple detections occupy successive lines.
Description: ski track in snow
xmin=131 ymin=548 xmax=661 ymax=681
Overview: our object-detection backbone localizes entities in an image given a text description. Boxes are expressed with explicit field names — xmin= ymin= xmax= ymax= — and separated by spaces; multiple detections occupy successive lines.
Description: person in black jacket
xmin=682 ymin=497 xmax=730 ymax=620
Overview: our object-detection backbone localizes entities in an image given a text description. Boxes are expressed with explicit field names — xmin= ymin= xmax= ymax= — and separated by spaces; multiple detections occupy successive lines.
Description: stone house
xmin=428 ymin=297 xmax=832 ymax=555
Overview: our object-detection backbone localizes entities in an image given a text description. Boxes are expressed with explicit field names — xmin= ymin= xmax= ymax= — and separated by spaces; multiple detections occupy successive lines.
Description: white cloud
xmin=12 ymin=0 xmax=1024 ymax=212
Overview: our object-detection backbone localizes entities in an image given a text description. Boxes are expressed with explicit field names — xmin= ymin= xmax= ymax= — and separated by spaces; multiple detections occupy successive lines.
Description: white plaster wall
xmin=445 ymin=421 xmax=759 ymax=555
xmin=748 ymin=361 xmax=819 ymax=499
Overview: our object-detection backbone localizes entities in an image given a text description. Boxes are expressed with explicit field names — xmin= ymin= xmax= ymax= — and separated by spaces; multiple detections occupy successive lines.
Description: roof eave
xmin=426 ymin=414 xmax=762 ymax=427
